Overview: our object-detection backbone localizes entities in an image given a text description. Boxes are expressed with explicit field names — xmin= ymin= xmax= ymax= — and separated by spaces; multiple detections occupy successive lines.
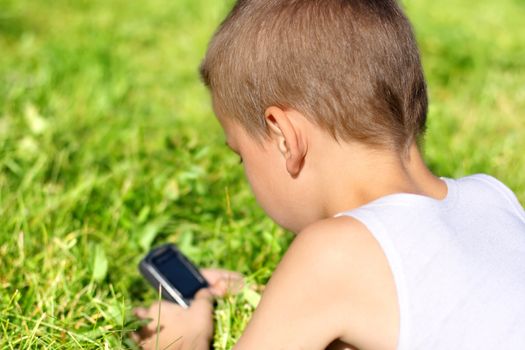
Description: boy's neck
xmin=312 ymin=141 xmax=448 ymax=218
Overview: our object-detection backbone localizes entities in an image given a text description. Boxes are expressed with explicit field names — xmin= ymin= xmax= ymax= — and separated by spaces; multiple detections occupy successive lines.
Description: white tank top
xmin=336 ymin=174 xmax=525 ymax=349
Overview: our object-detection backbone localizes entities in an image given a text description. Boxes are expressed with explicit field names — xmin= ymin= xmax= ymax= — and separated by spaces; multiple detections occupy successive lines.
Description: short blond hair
xmin=200 ymin=0 xmax=428 ymax=152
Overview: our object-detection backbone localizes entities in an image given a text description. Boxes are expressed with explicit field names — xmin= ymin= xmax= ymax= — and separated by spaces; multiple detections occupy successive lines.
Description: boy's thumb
xmin=194 ymin=288 xmax=213 ymax=301
xmin=191 ymin=288 xmax=215 ymax=314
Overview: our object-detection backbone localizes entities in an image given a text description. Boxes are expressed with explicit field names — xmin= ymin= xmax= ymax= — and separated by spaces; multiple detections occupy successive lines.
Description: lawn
xmin=0 ymin=0 xmax=524 ymax=348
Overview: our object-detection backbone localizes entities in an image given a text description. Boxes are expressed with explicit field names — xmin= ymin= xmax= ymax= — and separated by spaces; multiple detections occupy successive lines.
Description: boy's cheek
xmin=248 ymin=180 xmax=305 ymax=233
xmin=241 ymin=149 xmax=309 ymax=232
xmin=244 ymin=172 xmax=285 ymax=225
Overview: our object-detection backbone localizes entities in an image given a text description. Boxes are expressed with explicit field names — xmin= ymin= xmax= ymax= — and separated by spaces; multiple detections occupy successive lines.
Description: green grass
xmin=0 ymin=0 xmax=524 ymax=348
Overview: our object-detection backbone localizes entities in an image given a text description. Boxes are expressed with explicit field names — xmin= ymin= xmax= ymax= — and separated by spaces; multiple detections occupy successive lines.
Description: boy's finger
xmin=133 ymin=307 xmax=149 ymax=319
xmin=208 ymin=278 xmax=228 ymax=297
xmin=201 ymin=268 xmax=243 ymax=284
xmin=200 ymin=268 xmax=226 ymax=284
xmin=201 ymin=269 xmax=244 ymax=297
xmin=191 ymin=289 xmax=215 ymax=315
xmin=194 ymin=288 xmax=214 ymax=302
xmin=130 ymin=331 xmax=142 ymax=344
xmin=139 ymin=336 xmax=157 ymax=350
xmin=224 ymin=274 xmax=244 ymax=294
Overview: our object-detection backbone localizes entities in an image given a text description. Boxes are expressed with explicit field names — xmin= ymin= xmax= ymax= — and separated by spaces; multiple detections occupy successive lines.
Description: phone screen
xmin=151 ymin=250 xmax=206 ymax=299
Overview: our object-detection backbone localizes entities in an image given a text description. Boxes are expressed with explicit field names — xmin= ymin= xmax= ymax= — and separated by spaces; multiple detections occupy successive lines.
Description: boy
xmin=134 ymin=0 xmax=525 ymax=349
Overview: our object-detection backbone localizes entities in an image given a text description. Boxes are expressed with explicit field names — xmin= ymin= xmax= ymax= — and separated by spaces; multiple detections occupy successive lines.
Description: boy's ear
xmin=264 ymin=106 xmax=307 ymax=178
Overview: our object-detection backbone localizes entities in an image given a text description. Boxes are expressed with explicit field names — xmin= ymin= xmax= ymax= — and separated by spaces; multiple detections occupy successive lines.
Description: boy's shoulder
xmin=239 ymin=217 xmax=399 ymax=349
xmin=292 ymin=217 xmax=399 ymax=328
xmin=292 ymin=216 xmax=382 ymax=266
xmin=282 ymin=217 xmax=399 ymax=348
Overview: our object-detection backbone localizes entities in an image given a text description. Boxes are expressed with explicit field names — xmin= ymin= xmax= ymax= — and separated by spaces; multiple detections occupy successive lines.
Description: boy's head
xmin=200 ymin=0 xmax=428 ymax=153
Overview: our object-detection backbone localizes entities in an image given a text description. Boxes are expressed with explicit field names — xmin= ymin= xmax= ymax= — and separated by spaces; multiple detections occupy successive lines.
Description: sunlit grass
xmin=0 ymin=0 xmax=524 ymax=348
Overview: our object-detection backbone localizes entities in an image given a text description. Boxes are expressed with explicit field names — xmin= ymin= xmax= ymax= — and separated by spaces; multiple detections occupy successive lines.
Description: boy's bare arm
xmin=234 ymin=217 xmax=399 ymax=350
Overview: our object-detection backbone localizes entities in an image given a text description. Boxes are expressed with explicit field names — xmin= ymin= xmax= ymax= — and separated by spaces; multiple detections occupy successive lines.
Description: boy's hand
xmin=134 ymin=289 xmax=214 ymax=350
xmin=200 ymin=268 xmax=244 ymax=297
xmin=133 ymin=269 xmax=243 ymax=350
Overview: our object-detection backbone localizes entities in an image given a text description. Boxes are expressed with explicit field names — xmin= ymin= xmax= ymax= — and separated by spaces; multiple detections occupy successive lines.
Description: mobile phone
xmin=139 ymin=243 xmax=208 ymax=308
